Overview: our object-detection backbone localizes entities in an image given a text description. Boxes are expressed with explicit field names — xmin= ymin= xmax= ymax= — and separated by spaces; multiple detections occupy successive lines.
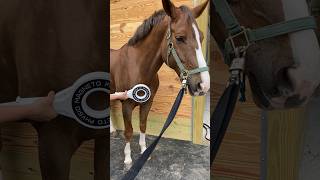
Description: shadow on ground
xmin=110 ymin=131 xmax=209 ymax=180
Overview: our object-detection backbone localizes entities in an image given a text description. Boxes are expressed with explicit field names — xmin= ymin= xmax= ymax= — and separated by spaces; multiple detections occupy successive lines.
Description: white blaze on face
xmin=192 ymin=23 xmax=210 ymax=93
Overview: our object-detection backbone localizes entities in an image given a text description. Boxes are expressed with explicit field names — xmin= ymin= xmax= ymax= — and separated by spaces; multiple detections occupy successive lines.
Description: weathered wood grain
xmin=266 ymin=109 xmax=306 ymax=180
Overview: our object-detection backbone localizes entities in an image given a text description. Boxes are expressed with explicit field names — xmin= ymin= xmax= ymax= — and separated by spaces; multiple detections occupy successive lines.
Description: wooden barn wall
xmin=210 ymin=38 xmax=261 ymax=179
xmin=110 ymin=0 xmax=194 ymax=141
xmin=0 ymin=124 xmax=95 ymax=180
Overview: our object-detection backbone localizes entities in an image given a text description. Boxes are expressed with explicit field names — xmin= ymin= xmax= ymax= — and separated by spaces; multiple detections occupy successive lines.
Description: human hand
xmin=27 ymin=91 xmax=58 ymax=122
xmin=116 ymin=91 xmax=128 ymax=100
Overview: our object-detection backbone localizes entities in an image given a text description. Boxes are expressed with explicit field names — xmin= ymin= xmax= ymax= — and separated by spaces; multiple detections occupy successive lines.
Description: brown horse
xmin=110 ymin=0 xmax=210 ymax=165
xmin=210 ymin=0 xmax=320 ymax=109
xmin=0 ymin=0 xmax=108 ymax=180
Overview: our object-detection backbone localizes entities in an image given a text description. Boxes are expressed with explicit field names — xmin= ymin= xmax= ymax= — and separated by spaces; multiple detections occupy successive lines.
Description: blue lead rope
xmin=210 ymin=83 xmax=240 ymax=166
xmin=122 ymin=88 xmax=185 ymax=180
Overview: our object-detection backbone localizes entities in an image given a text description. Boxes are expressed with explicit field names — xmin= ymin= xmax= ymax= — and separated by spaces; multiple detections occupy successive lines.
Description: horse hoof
xmin=124 ymin=163 xmax=132 ymax=170
xmin=124 ymin=158 xmax=132 ymax=165
xmin=110 ymin=131 xmax=117 ymax=137
xmin=110 ymin=127 xmax=116 ymax=134
xmin=140 ymin=145 xmax=147 ymax=154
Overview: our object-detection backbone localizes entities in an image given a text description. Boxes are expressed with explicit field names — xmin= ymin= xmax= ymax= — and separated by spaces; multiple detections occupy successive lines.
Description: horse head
xmin=161 ymin=0 xmax=210 ymax=96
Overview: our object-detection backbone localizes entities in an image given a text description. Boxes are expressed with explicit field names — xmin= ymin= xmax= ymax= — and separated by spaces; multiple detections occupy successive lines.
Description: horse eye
xmin=175 ymin=36 xmax=185 ymax=43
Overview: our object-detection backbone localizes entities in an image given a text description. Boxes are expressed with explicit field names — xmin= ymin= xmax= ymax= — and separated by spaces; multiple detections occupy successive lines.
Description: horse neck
xmin=127 ymin=20 xmax=168 ymax=80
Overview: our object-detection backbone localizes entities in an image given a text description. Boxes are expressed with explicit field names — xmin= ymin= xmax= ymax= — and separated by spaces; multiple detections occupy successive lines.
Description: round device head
xmin=54 ymin=72 xmax=110 ymax=129
xmin=127 ymin=84 xmax=151 ymax=103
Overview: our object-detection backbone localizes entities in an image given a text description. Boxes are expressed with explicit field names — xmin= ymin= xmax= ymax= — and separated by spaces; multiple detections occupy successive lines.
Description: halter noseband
xmin=166 ymin=23 xmax=209 ymax=89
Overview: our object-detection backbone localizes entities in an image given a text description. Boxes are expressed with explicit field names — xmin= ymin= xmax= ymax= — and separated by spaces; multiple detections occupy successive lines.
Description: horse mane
xmin=128 ymin=10 xmax=166 ymax=46
xmin=128 ymin=6 xmax=194 ymax=46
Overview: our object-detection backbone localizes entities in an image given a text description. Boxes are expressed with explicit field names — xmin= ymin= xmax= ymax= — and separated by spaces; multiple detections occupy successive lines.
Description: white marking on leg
xmin=110 ymin=117 xmax=116 ymax=133
xmin=124 ymin=142 xmax=132 ymax=164
xmin=139 ymin=132 xmax=147 ymax=154
xmin=192 ymin=23 xmax=210 ymax=93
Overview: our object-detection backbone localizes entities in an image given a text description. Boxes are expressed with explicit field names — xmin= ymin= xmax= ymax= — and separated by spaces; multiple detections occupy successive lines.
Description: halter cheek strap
xmin=165 ymin=23 xmax=209 ymax=88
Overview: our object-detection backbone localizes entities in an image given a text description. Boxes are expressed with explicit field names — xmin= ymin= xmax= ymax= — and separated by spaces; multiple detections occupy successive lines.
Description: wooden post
xmin=192 ymin=0 xmax=209 ymax=144
xmin=265 ymin=108 xmax=306 ymax=180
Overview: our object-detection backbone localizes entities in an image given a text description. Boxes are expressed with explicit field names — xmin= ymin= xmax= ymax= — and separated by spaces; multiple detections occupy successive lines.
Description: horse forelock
xmin=179 ymin=5 xmax=196 ymax=22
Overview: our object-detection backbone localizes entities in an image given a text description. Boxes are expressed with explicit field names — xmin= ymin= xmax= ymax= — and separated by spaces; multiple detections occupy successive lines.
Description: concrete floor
xmin=110 ymin=132 xmax=210 ymax=180
xmin=300 ymin=97 xmax=320 ymax=180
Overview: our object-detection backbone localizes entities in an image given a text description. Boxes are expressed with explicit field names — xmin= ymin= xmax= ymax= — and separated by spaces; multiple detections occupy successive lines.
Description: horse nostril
xmin=197 ymin=82 xmax=202 ymax=90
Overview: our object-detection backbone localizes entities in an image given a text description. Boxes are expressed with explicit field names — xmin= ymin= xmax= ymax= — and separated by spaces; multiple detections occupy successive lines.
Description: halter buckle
xmin=181 ymin=70 xmax=189 ymax=90
xmin=229 ymin=56 xmax=245 ymax=85
xmin=166 ymin=42 xmax=174 ymax=65
xmin=166 ymin=28 xmax=171 ymax=40
xmin=181 ymin=70 xmax=189 ymax=80
xmin=227 ymin=27 xmax=251 ymax=54
xmin=168 ymin=42 xmax=173 ymax=49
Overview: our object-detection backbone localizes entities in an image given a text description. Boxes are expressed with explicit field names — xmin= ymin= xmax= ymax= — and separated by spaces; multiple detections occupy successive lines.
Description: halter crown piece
xmin=166 ymin=21 xmax=209 ymax=90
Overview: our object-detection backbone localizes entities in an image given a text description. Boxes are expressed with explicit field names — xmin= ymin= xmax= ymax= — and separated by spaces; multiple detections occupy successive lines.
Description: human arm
xmin=0 ymin=91 xmax=58 ymax=123
xmin=110 ymin=91 xmax=128 ymax=101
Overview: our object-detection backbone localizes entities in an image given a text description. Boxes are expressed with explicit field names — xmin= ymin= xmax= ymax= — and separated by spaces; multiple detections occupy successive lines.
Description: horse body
xmin=110 ymin=16 xmax=166 ymax=164
xmin=111 ymin=0 xmax=210 ymax=165
xmin=0 ymin=0 xmax=108 ymax=179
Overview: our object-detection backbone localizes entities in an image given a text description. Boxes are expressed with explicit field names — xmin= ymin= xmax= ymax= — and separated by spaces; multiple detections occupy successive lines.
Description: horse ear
xmin=162 ymin=0 xmax=177 ymax=20
xmin=192 ymin=0 xmax=209 ymax=18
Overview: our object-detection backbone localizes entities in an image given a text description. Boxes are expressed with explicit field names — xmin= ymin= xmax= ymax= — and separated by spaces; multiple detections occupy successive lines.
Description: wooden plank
xmin=266 ymin=109 xmax=305 ymax=180
xmin=111 ymin=108 xmax=191 ymax=141
xmin=211 ymin=39 xmax=261 ymax=179
xmin=192 ymin=0 xmax=210 ymax=145
xmin=192 ymin=96 xmax=206 ymax=144
xmin=0 ymin=123 xmax=94 ymax=180
xmin=1 ymin=150 xmax=94 ymax=180
xmin=212 ymin=176 xmax=239 ymax=180
xmin=110 ymin=0 xmax=194 ymax=140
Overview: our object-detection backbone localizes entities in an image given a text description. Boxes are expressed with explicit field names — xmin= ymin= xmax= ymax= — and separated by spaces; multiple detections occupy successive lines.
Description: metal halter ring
xmin=127 ymin=84 xmax=151 ymax=103
xmin=227 ymin=27 xmax=251 ymax=54
xmin=181 ymin=70 xmax=189 ymax=79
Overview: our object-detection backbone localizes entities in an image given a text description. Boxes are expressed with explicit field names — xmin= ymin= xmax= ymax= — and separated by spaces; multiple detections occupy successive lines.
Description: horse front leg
xmin=315 ymin=85 xmax=320 ymax=97
xmin=110 ymin=117 xmax=116 ymax=133
xmin=139 ymin=78 xmax=159 ymax=154
xmin=36 ymin=123 xmax=81 ymax=180
xmin=138 ymin=100 xmax=154 ymax=154
xmin=94 ymin=136 xmax=109 ymax=180
xmin=122 ymin=101 xmax=135 ymax=165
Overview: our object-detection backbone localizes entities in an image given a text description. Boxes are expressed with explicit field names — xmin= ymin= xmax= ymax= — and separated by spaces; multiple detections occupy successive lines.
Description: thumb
xmin=47 ymin=91 xmax=56 ymax=103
